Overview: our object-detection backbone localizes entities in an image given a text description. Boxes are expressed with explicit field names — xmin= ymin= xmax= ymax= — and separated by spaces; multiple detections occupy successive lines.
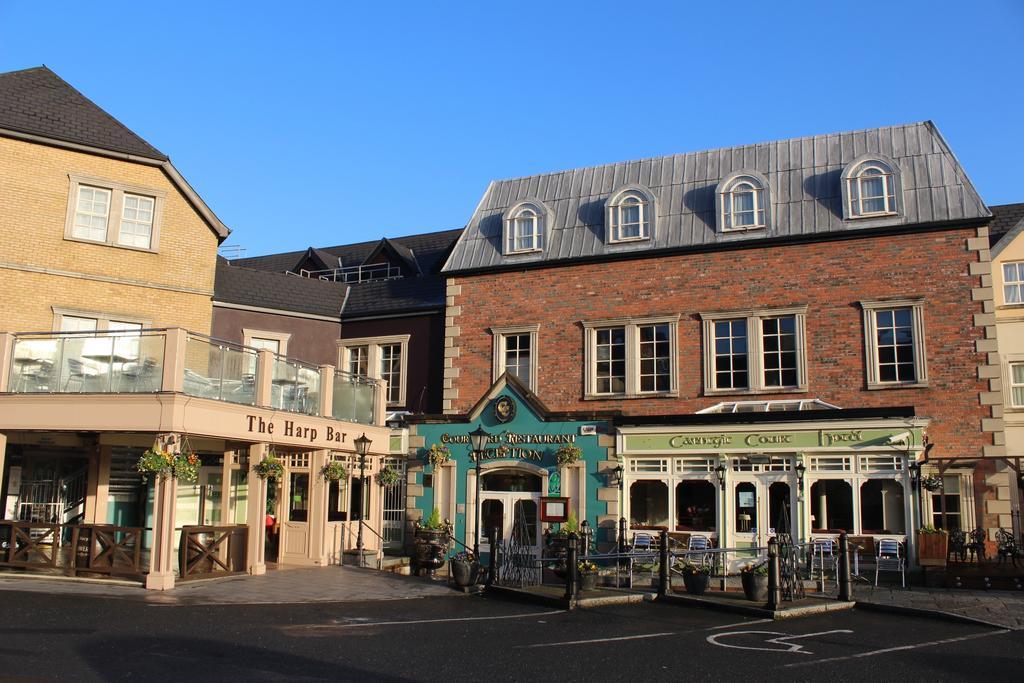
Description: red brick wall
xmin=449 ymin=227 xmax=992 ymax=458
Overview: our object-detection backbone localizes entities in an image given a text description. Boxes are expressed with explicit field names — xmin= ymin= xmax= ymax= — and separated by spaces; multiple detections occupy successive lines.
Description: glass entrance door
xmin=478 ymin=492 xmax=541 ymax=555
xmin=732 ymin=478 xmax=795 ymax=547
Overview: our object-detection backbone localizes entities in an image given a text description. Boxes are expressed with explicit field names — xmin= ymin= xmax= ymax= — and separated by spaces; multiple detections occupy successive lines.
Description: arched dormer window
xmin=607 ymin=185 xmax=656 ymax=243
xmin=842 ymin=157 xmax=901 ymax=219
xmin=717 ymin=172 xmax=770 ymax=232
xmin=503 ymin=199 xmax=548 ymax=254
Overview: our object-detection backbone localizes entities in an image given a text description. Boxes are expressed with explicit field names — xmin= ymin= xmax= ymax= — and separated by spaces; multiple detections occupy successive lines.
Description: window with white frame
xmin=606 ymin=186 xmax=655 ymax=243
xmin=338 ymin=335 xmax=410 ymax=406
xmin=700 ymin=307 xmax=807 ymax=394
xmin=842 ymin=158 xmax=900 ymax=219
xmin=1009 ymin=362 xmax=1024 ymax=408
xmin=53 ymin=309 xmax=149 ymax=333
xmin=718 ymin=172 xmax=770 ymax=232
xmin=64 ymin=175 xmax=165 ymax=250
xmin=242 ymin=329 xmax=291 ymax=357
xmin=860 ymin=299 xmax=927 ymax=389
xmin=491 ymin=324 xmax=539 ymax=390
xmin=1003 ymin=262 xmax=1024 ymax=305
xmin=584 ymin=316 xmax=678 ymax=398
xmin=504 ymin=201 xmax=547 ymax=254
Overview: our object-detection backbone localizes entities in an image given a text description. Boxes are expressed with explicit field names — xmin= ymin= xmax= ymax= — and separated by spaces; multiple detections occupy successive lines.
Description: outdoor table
xmin=82 ymin=352 xmax=138 ymax=390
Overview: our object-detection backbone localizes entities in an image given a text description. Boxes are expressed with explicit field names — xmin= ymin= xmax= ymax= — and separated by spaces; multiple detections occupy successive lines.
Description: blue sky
xmin=2 ymin=1 xmax=1022 ymax=256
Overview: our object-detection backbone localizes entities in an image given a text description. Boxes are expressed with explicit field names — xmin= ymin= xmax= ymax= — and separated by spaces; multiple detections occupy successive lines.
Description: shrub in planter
xmin=413 ymin=508 xmax=450 ymax=575
xmin=450 ymin=550 xmax=480 ymax=587
xmin=676 ymin=562 xmax=711 ymax=596
xmin=578 ymin=560 xmax=598 ymax=591
xmin=917 ymin=525 xmax=949 ymax=567
xmin=740 ymin=562 xmax=769 ymax=602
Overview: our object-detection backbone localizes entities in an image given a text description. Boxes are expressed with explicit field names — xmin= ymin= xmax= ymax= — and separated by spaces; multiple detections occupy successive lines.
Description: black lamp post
xmin=795 ymin=461 xmax=806 ymax=490
xmin=353 ymin=432 xmax=372 ymax=567
xmin=469 ymin=425 xmax=490 ymax=559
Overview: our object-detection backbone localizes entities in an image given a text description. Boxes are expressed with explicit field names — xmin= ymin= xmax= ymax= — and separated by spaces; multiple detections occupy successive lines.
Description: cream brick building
xmin=0 ymin=66 xmax=229 ymax=334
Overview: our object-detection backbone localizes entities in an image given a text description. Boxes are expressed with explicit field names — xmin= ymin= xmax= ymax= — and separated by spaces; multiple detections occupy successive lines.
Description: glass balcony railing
xmin=4 ymin=329 xmax=381 ymax=425
xmin=332 ymin=370 xmax=377 ymax=424
xmin=9 ymin=330 xmax=166 ymax=394
xmin=183 ymin=335 xmax=258 ymax=406
xmin=270 ymin=356 xmax=322 ymax=416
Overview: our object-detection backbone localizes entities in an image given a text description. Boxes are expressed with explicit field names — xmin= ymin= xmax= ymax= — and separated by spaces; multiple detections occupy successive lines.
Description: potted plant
xmin=425 ymin=443 xmax=451 ymax=470
xmin=450 ymin=549 xmax=480 ymax=587
xmin=253 ymin=452 xmax=285 ymax=480
xmin=137 ymin=448 xmax=201 ymax=483
xmin=374 ymin=464 xmax=400 ymax=487
xmin=676 ymin=562 xmax=711 ymax=596
xmin=413 ymin=508 xmax=450 ymax=575
xmin=917 ymin=525 xmax=949 ymax=567
xmin=740 ymin=561 xmax=769 ymax=602
xmin=578 ymin=560 xmax=598 ymax=590
xmin=921 ymin=475 xmax=942 ymax=492
xmin=320 ymin=460 xmax=348 ymax=482
xmin=555 ymin=443 xmax=583 ymax=467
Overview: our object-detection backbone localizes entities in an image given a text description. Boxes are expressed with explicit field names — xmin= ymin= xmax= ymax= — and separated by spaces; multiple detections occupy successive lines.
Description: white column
xmin=246 ymin=443 xmax=269 ymax=575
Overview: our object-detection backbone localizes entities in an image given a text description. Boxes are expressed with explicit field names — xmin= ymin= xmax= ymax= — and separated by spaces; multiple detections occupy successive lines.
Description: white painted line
xmin=783 ymin=629 xmax=1012 ymax=668
xmin=707 ymin=629 xmax=853 ymax=655
xmin=517 ymin=632 xmax=677 ymax=649
xmin=705 ymin=618 xmax=773 ymax=631
xmin=296 ymin=609 xmax=565 ymax=630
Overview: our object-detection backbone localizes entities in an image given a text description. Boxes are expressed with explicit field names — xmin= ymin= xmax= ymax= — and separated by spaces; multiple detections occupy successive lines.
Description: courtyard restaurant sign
xmin=440 ymin=432 xmax=576 ymax=462
xmin=624 ymin=427 xmax=923 ymax=452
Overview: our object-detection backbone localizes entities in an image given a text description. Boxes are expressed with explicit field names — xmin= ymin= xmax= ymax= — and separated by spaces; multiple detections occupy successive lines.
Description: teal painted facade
xmin=409 ymin=383 xmax=613 ymax=548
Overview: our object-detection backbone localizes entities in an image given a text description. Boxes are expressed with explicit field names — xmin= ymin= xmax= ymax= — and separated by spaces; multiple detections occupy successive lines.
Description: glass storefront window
xmin=931 ymin=476 xmax=961 ymax=530
xmin=734 ymin=482 xmax=757 ymax=532
xmin=767 ymin=482 xmax=790 ymax=533
xmin=810 ymin=480 xmax=853 ymax=532
xmin=327 ymin=478 xmax=348 ymax=522
xmin=289 ymin=472 xmax=309 ymax=522
xmin=629 ymin=480 xmax=669 ymax=528
xmin=675 ymin=481 xmax=715 ymax=531
xmin=482 ymin=499 xmax=504 ymax=541
xmin=860 ymin=480 xmax=905 ymax=533
xmin=481 ymin=471 xmax=541 ymax=492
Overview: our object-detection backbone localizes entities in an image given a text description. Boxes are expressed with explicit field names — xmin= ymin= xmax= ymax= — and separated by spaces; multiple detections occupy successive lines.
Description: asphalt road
xmin=1 ymin=590 xmax=1021 ymax=682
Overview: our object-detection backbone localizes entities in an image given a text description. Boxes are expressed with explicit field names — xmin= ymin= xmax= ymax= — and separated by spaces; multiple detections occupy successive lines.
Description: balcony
xmin=0 ymin=329 xmax=383 ymax=426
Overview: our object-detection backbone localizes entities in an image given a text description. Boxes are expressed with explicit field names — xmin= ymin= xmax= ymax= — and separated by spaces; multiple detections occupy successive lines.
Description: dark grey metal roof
xmin=214 ymin=259 xmax=348 ymax=318
xmin=0 ymin=66 xmax=166 ymax=160
xmin=341 ymin=277 xmax=446 ymax=319
xmin=444 ymin=121 xmax=990 ymax=273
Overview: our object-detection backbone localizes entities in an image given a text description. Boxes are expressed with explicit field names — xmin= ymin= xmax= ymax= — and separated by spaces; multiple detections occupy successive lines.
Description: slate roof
xmin=0 ymin=66 xmax=166 ymax=160
xmin=444 ymin=121 xmax=990 ymax=273
xmin=233 ymin=228 xmax=462 ymax=276
xmin=990 ymin=203 xmax=1024 ymax=255
xmin=213 ymin=259 xmax=348 ymax=318
xmin=342 ymin=276 xmax=447 ymax=318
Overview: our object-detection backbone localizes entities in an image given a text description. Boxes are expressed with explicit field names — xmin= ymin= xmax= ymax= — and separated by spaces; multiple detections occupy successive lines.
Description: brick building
xmin=405 ymin=121 xmax=1004 ymax=561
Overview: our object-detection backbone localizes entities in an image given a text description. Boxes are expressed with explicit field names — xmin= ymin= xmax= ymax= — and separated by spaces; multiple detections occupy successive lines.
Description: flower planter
xmin=683 ymin=572 xmax=710 ymax=596
xmin=741 ymin=572 xmax=768 ymax=602
xmin=413 ymin=528 xmax=448 ymax=575
xmin=579 ymin=572 xmax=598 ymax=591
xmin=451 ymin=559 xmax=480 ymax=587
xmin=917 ymin=530 xmax=949 ymax=567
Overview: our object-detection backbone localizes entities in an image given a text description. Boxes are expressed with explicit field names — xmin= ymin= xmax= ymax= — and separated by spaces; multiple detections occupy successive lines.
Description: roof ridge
xmin=488 ymin=121 xmax=933 ymax=186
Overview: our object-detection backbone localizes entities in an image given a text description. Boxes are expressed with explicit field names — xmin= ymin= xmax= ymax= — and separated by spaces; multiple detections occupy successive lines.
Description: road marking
xmin=783 ymin=629 xmax=1012 ymax=668
xmin=518 ymin=632 xmax=676 ymax=649
xmin=284 ymin=609 xmax=565 ymax=632
xmin=517 ymin=618 xmax=773 ymax=649
xmin=707 ymin=629 xmax=854 ymax=654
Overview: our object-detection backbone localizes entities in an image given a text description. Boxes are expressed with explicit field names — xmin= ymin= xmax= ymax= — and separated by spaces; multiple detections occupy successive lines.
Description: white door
xmin=732 ymin=477 xmax=795 ymax=547
xmin=479 ymin=492 xmax=541 ymax=555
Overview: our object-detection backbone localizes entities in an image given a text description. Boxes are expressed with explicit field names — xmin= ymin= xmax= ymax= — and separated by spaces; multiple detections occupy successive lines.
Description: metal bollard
xmin=767 ymin=536 xmax=781 ymax=610
xmin=565 ymin=533 xmax=579 ymax=602
xmin=618 ymin=517 xmax=627 ymax=555
xmin=838 ymin=532 xmax=852 ymax=602
xmin=658 ymin=530 xmax=670 ymax=597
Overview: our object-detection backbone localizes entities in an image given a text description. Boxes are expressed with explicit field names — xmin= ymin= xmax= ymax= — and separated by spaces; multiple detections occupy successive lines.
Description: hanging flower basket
xmin=253 ymin=453 xmax=285 ymax=480
xmin=921 ymin=475 xmax=943 ymax=492
xmin=137 ymin=448 xmax=201 ymax=483
xmin=320 ymin=460 xmax=348 ymax=482
xmin=555 ymin=443 xmax=583 ymax=466
xmin=374 ymin=464 xmax=401 ymax=487
xmin=426 ymin=443 xmax=451 ymax=468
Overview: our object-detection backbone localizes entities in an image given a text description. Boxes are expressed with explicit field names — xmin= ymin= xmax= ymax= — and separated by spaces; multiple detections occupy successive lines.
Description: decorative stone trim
xmin=968 ymin=223 xmax=1005 ymax=449
xmin=443 ymin=277 xmax=461 ymax=413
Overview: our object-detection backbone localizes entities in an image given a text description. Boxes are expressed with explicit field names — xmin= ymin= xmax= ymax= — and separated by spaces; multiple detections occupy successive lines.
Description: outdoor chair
xmin=874 ymin=538 xmax=905 ymax=587
xmin=966 ymin=528 xmax=987 ymax=562
xmin=121 ymin=358 xmax=159 ymax=391
xmin=995 ymin=528 xmax=1020 ymax=567
xmin=809 ymin=537 xmax=838 ymax=578
xmin=947 ymin=529 xmax=968 ymax=563
xmin=687 ymin=534 xmax=713 ymax=566
xmin=63 ymin=358 xmax=97 ymax=392
xmin=630 ymin=533 xmax=657 ymax=579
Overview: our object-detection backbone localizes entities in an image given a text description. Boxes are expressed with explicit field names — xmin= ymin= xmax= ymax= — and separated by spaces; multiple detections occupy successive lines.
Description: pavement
xmin=855 ymin=585 xmax=1024 ymax=630
xmin=0 ymin=589 xmax=1021 ymax=681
